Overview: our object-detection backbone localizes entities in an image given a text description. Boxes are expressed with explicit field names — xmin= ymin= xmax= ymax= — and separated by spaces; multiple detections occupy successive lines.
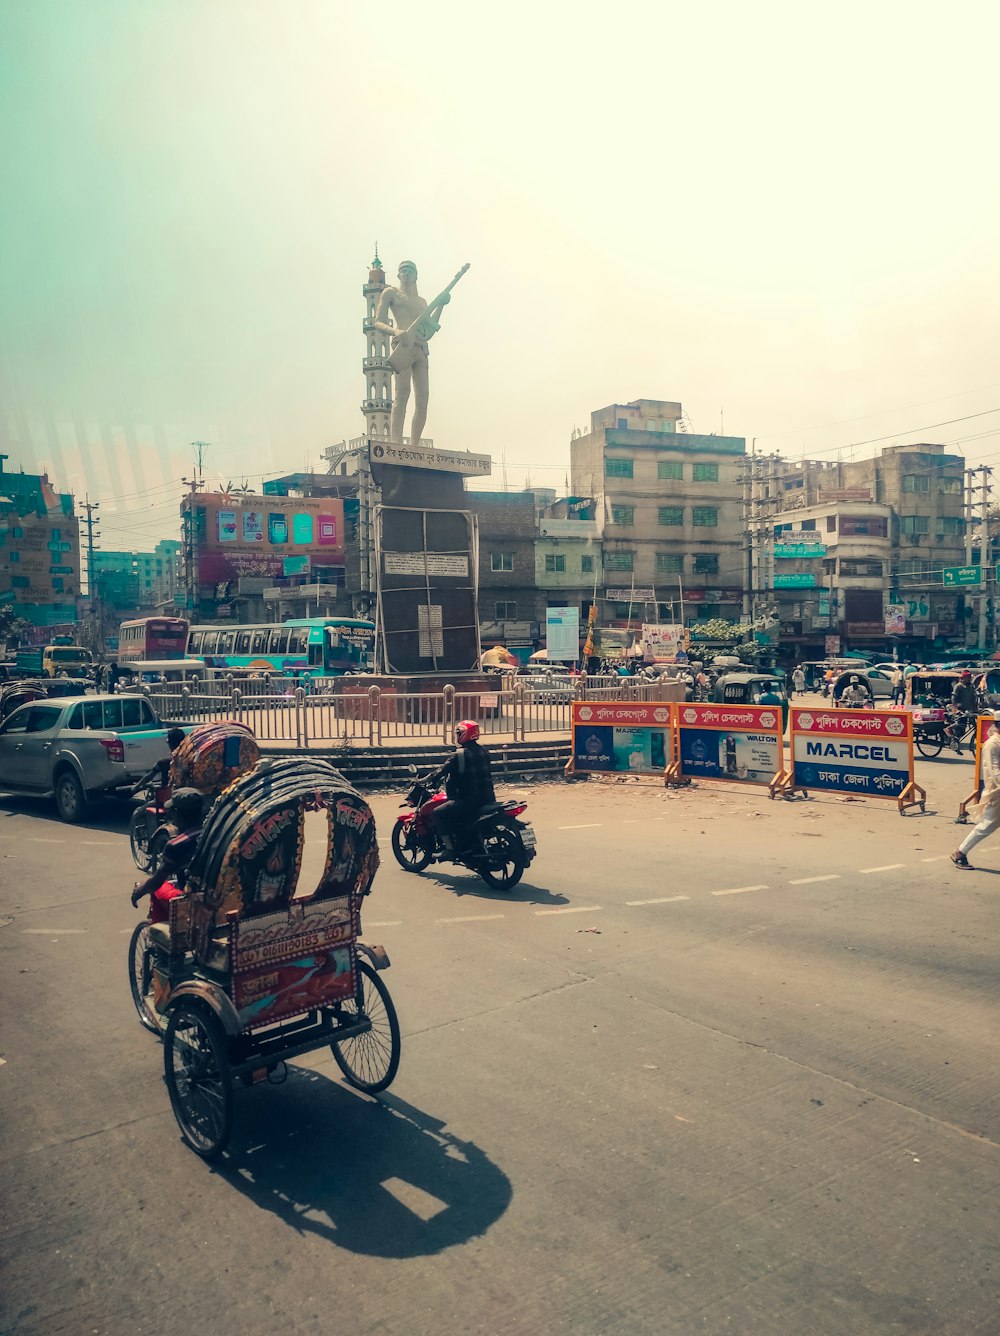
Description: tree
xmin=0 ymin=604 xmax=31 ymax=648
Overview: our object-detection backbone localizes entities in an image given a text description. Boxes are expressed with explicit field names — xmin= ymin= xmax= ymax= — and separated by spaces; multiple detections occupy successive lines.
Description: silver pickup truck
xmin=0 ymin=694 xmax=174 ymax=822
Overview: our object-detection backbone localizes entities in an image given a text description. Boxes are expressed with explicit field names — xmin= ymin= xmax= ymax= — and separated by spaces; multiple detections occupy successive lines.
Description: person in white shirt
xmin=952 ymin=711 xmax=1000 ymax=868
xmin=791 ymin=666 xmax=806 ymax=696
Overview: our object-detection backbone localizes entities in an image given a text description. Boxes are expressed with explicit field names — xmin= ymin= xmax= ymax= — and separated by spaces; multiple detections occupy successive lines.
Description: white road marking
xmin=557 ymin=823 xmax=602 ymax=830
xmin=536 ymin=905 xmax=602 ymax=916
xmin=626 ymin=895 xmax=691 ymax=906
xmin=921 ymin=855 xmax=949 ymax=862
xmin=363 ymin=920 xmax=403 ymax=928
xmin=860 ymin=863 xmax=906 ymax=874
xmin=28 ymin=838 xmax=63 ymax=844
xmin=437 ymin=914 xmax=505 ymax=924
xmin=789 ymin=874 xmax=841 ymax=885
xmin=81 ymin=841 xmax=117 ymax=847
xmin=711 ymin=884 xmax=768 ymax=896
xmin=21 ymin=928 xmax=86 ymax=934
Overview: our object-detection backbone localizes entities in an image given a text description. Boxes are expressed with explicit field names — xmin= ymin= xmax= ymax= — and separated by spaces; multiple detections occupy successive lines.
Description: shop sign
xmin=676 ymin=703 xmax=783 ymax=786
xmin=570 ymin=701 xmax=672 ymax=775
xmin=606 ymin=587 xmax=655 ymax=601
xmin=789 ymin=708 xmax=914 ymax=800
xmin=884 ymin=604 xmax=906 ymax=635
xmin=774 ymin=543 xmax=826 ymax=558
xmin=774 ymin=573 xmax=816 ymax=588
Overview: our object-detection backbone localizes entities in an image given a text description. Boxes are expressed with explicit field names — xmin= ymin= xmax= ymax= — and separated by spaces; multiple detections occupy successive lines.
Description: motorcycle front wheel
xmin=390 ymin=818 xmax=433 ymax=872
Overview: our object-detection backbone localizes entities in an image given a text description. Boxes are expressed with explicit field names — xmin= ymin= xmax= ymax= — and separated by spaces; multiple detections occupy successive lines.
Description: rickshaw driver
xmin=945 ymin=670 xmax=979 ymax=753
xmin=424 ymin=719 xmax=496 ymax=854
xmin=130 ymin=789 xmax=206 ymax=922
xmin=129 ymin=727 xmax=186 ymax=797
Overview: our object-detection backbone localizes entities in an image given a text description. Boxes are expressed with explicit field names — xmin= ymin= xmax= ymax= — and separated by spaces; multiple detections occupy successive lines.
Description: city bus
xmin=118 ymin=616 xmax=190 ymax=665
xmin=186 ymin=617 xmax=375 ymax=678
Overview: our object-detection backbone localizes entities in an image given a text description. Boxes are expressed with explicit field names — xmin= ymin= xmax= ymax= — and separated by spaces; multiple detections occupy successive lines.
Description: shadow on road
xmin=422 ymin=868 xmax=569 ymax=907
xmin=213 ymin=1076 xmax=512 ymax=1257
xmin=0 ymin=794 xmax=132 ymax=833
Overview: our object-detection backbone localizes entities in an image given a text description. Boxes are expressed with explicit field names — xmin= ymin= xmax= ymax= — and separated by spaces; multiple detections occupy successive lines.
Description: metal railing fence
xmin=144 ymin=676 xmax=688 ymax=747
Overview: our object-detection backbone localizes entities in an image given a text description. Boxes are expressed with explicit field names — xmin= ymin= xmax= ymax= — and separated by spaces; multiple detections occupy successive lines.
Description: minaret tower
xmin=362 ymin=249 xmax=392 ymax=439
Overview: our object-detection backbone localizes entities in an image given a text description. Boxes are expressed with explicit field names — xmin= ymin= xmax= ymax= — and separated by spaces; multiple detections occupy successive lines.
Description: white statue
xmin=373 ymin=260 xmax=469 ymax=444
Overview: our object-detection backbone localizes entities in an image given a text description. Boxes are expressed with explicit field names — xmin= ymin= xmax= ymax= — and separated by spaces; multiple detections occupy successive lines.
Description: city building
xmin=92 ymin=539 xmax=182 ymax=612
xmin=769 ymin=443 xmax=968 ymax=656
xmin=535 ymin=498 xmax=601 ymax=624
xmin=570 ymin=400 xmax=747 ymax=629
xmin=467 ymin=491 xmax=542 ymax=648
xmin=0 ymin=465 xmax=80 ymax=630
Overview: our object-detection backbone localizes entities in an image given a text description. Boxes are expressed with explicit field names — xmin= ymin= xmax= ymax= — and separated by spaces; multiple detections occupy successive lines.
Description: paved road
xmin=1 ymin=755 xmax=998 ymax=1335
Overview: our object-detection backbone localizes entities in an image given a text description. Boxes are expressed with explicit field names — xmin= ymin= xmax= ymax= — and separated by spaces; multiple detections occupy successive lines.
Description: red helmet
xmin=456 ymin=719 xmax=480 ymax=744
xmin=962 ymin=670 xmax=973 ymax=680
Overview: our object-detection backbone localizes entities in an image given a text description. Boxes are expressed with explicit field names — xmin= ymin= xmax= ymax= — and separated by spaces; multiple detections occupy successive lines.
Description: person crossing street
xmin=952 ymin=711 xmax=1000 ymax=869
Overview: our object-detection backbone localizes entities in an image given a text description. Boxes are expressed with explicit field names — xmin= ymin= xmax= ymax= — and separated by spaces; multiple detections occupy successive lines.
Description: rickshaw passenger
xmin=131 ymin=789 xmax=205 ymax=922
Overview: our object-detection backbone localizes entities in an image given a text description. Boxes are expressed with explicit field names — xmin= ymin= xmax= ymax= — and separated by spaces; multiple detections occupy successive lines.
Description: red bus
xmin=117 ymin=616 xmax=190 ymax=664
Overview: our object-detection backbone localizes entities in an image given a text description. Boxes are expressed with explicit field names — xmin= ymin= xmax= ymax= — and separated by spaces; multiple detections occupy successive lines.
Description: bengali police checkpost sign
xmin=571 ymin=701 xmax=673 ymax=776
xmin=787 ymin=707 xmax=923 ymax=812
xmin=676 ymin=703 xmax=783 ymax=786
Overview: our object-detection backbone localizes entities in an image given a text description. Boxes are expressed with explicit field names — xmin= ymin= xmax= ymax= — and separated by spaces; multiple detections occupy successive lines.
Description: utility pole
xmin=79 ymin=495 xmax=101 ymax=652
xmin=192 ymin=441 xmax=208 ymax=487
xmin=964 ymin=466 xmax=976 ymax=647
xmin=979 ymin=466 xmax=993 ymax=650
xmin=181 ymin=476 xmax=203 ymax=615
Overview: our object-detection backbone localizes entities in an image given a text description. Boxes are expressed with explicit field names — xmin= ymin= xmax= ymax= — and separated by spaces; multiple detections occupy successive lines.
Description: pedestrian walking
xmin=791 ymin=665 xmax=806 ymax=696
xmin=952 ymin=710 xmax=1000 ymax=869
xmin=890 ymin=665 xmax=906 ymax=706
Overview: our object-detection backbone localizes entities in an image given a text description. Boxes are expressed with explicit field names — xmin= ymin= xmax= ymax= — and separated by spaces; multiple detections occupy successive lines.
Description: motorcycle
xmin=390 ymin=772 xmax=537 ymax=890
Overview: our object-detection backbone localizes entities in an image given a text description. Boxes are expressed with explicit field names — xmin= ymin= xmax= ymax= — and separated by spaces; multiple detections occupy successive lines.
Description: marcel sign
xmin=571 ymin=702 xmax=672 ymax=775
xmin=677 ymin=703 xmax=783 ymax=786
xmin=789 ymin=708 xmax=913 ymax=799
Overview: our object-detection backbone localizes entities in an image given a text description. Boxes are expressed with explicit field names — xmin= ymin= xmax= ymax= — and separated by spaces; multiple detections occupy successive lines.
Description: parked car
xmin=0 ymin=693 xmax=175 ymax=822
xmin=830 ymin=668 xmax=894 ymax=702
xmin=520 ymin=673 xmax=575 ymax=704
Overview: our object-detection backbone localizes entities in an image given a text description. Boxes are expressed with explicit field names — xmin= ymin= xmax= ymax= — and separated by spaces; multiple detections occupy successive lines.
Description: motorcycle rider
xmin=946 ymin=670 xmax=979 ymax=753
xmin=426 ymin=719 xmax=496 ymax=854
xmin=840 ymin=675 xmax=871 ymax=709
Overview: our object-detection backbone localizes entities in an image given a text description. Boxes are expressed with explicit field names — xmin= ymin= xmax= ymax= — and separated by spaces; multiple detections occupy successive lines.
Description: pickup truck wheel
xmin=54 ymin=770 xmax=88 ymax=823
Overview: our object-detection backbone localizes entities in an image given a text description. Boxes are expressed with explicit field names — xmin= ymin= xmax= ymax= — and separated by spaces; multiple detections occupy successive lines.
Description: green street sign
xmin=942 ymin=566 xmax=983 ymax=587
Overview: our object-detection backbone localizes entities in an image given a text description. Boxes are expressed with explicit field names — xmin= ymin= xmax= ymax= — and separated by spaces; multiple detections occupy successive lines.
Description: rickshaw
xmin=904 ymin=670 xmax=962 ymax=758
xmin=129 ymin=755 xmax=399 ymax=1159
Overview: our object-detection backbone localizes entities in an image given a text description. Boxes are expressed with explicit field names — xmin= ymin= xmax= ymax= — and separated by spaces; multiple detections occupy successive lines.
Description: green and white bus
xmin=186 ymin=617 xmax=375 ymax=678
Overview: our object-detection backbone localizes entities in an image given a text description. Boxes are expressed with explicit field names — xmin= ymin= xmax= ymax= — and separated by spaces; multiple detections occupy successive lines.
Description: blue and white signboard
xmin=546 ymin=606 xmax=580 ymax=662
xmin=789 ymin=708 xmax=914 ymax=799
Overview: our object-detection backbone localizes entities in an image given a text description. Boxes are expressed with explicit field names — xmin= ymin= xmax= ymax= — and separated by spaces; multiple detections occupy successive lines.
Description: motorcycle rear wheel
xmin=390 ymin=818 xmax=433 ymax=872
xmin=478 ymin=821 xmax=524 ymax=890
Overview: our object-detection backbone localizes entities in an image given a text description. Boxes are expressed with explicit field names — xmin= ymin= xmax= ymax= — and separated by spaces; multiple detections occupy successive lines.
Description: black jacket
xmin=438 ymin=740 xmax=495 ymax=807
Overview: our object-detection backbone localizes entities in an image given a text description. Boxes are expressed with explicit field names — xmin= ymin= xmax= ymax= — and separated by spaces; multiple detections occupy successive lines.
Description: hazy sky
xmin=1 ymin=0 xmax=998 ymax=547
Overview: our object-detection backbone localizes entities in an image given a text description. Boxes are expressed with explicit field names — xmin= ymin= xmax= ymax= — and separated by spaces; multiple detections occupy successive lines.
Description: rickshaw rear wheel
xmin=332 ymin=961 xmax=401 ymax=1093
xmin=164 ymin=1002 xmax=233 ymax=1159
xmin=128 ymin=922 xmax=161 ymax=1035
xmin=916 ymin=734 xmax=944 ymax=759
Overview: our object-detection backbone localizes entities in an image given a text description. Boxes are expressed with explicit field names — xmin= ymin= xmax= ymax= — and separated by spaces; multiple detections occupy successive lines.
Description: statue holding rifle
xmin=373 ymin=260 xmax=470 ymax=444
